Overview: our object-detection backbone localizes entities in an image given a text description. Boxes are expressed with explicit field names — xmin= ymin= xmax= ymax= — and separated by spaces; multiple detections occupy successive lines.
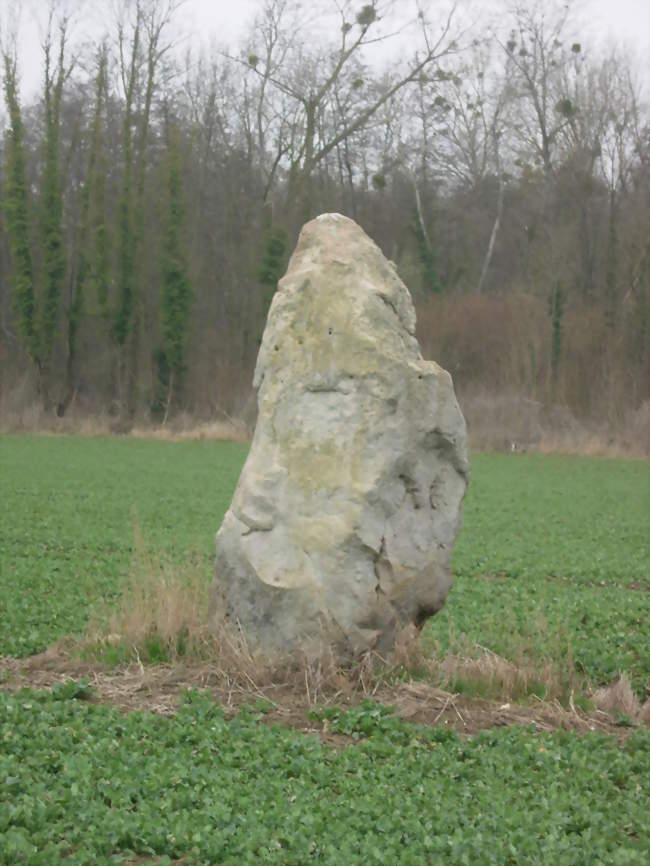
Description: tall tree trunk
xmin=112 ymin=16 xmax=140 ymax=418
xmin=477 ymin=174 xmax=504 ymax=295
xmin=549 ymin=280 xmax=565 ymax=391
xmin=39 ymin=18 xmax=69 ymax=410
xmin=414 ymin=183 xmax=432 ymax=252
xmin=1 ymin=53 xmax=39 ymax=375
xmin=60 ymin=47 xmax=107 ymax=417
xmin=605 ymin=189 xmax=618 ymax=330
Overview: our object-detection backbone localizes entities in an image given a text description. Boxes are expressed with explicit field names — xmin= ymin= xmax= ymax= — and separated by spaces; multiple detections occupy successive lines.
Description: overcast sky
xmin=5 ymin=0 xmax=650 ymax=99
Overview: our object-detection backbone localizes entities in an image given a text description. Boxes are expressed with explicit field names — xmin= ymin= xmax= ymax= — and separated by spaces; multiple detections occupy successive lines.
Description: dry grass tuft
xmin=80 ymin=525 xmax=357 ymax=703
xmin=390 ymin=627 xmax=579 ymax=703
xmin=639 ymin=701 xmax=650 ymax=725
xmin=593 ymin=674 xmax=642 ymax=719
xmin=437 ymin=652 xmax=548 ymax=699
xmin=84 ymin=525 xmax=254 ymax=668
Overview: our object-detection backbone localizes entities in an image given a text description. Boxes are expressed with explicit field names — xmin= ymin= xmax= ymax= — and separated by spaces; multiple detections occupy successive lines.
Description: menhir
xmin=210 ymin=213 xmax=469 ymax=657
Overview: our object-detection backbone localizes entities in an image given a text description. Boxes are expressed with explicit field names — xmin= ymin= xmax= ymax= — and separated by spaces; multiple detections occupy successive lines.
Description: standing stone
xmin=211 ymin=213 xmax=469 ymax=656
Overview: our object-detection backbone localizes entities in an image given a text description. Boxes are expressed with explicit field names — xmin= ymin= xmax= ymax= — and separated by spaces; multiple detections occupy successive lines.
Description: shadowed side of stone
xmin=210 ymin=213 xmax=469 ymax=657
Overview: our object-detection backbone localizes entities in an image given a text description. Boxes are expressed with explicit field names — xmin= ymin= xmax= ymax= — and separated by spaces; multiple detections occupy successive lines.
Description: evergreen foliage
xmin=257 ymin=225 xmax=288 ymax=313
xmin=257 ymin=225 xmax=288 ymax=287
xmin=112 ymin=151 xmax=134 ymax=347
xmin=412 ymin=217 xmax=441 ymax=294
xmin=74 ymin=46 xmax=109 ymax=326
xmin=419 ymin=236 xmax=442 ymax=294
xmin=112 ymin=26 xmax=139 ymax=349
xmin=159 ymin=126 xmax=194 ymax=410
xmin=39 ymin=30 xmax=67 ymax=367
xmin=1 ymin=55 xmax=38 ymax=364
xmin=61 ymin=45 xmax=109 ymax=414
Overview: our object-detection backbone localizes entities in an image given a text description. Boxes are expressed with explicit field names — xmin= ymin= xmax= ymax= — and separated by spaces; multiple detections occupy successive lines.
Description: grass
xmin=1 ymin=434 xmax=647 ymax=699
xmin=452 ymin=452 xmax=649 ymax=587
xmin=1 ymin=686 xmax=648 ymax=865
xmin=0 ymin=435 xmax=247 ymax=657
xmin=1 ymin=434 xmax=649 ymax=864
xmin=80 ymin=523 xmax=214 ymax=667
xmin=429 ymin=453 xmax=649 ymax=698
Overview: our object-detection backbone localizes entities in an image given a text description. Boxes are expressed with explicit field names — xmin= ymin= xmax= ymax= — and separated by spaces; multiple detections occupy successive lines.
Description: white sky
xmin=185 ymin=0 xmax=650 ymax=53
xmin=4 ymin=0 xmax=650 ymax=99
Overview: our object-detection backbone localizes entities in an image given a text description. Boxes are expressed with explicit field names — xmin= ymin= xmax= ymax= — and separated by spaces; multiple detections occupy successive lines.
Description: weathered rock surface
xmin=211 ymin=213 xmax=469 ymax=656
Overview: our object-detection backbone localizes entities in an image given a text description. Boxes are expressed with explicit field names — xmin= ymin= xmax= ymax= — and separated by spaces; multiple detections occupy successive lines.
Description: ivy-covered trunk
xmin=157 ymin=124 xmax=194 ymax=422
xmin=39 ymin=31 xmax=67 ymax=409
xmin=2 ymin=55 xmax=39 ymax=377
xmin=60 ymin=46 xmax=109 ymax=417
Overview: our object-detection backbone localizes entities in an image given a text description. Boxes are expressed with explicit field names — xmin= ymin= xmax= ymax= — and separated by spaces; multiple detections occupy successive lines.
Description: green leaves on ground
xmin=0 ymin=436 xmax=246 ymax=656
xmin=1 ymin=688 xmax=648 ymax=865
xmin=0 ymin=437 xmax=648 ymax=695
xmin=434 ymin=453 xmax=650 ymax=696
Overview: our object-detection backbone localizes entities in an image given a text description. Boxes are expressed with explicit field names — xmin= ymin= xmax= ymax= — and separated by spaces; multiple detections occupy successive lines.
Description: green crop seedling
xmin=0 ymin=688 xmax=648 ymax=864
xmin=1 ymin=436 xmax=649 ymax=864
xmin=1 ymin=437 xmax=647 ymax=694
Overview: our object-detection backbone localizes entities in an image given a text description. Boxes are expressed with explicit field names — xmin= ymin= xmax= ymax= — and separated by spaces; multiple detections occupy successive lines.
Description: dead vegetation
xmin=1 ymin=646 xmax=645 ymax=742
xmin=459 ymin=390 xmax=650 ymax=458
xmin=82 ymin=525 xmax=216 ymax=663
xmin=1 ymin=538 xmax=635 ymax=740
xmin=0 ymin=401 xmax=248 ymax=442
xmin=76 ymin=533 xmax=585 ymax=709
xmin=392 ymin=625 xmax=582 ymax=705
xmin=593 ymin=673 xmax=649 ymax=721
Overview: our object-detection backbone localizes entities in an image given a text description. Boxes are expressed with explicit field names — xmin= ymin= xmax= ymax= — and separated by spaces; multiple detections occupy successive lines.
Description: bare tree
xmin=232 ymin=0 xmax=462 ymax=221
xmin=594 ymin=54 xmax=643 ymax=328
xmin=1 ymin=0 xmax=648 ymax=422
xmin=497 ymin=0 xmax=579 ymax=178
xmin=111 ymin=0 xmax=184 ymax=417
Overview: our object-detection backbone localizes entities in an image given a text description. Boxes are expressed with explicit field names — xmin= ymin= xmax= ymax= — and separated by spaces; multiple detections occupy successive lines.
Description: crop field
xmin=1 ymin=436 xmax=648 ymax=691
xmin=1 ymin=687 xmax=647 ymax=866
xmin=1 ymin=434 xmax=649 ymax=864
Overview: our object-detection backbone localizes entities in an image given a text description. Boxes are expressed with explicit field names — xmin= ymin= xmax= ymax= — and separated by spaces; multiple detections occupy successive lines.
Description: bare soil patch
xmin=0 ymin=650 xmax=639 ymax=742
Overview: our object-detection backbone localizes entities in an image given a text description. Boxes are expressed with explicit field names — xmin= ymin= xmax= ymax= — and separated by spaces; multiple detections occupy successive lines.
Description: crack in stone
xmin=305 ymin=385 xmax=346 ymax=394
xmin=375 ymin=291 xmax=400 ymax=321
xmin=374 ymin=535 xmax=387 ymax=598
xmin=429 ymin=476 xmax=443 ymax=510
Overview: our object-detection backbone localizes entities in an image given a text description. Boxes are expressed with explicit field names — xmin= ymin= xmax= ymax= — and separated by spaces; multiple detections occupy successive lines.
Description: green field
xmin=1 ymin=688 xmax=648 ymax=866
xmin=1 ymin=435 xmax=649 ymax=864
xmin=1 ymin=436 xmax=648 ymax=692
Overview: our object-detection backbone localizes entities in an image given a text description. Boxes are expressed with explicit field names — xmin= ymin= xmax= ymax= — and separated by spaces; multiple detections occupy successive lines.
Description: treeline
xmin=0 ymin=0 xmax=648 ymax=425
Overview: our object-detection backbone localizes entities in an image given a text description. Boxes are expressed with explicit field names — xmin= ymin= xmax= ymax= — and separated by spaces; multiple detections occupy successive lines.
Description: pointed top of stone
xmin=315 ymin=212 xmax=349 ymax=221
